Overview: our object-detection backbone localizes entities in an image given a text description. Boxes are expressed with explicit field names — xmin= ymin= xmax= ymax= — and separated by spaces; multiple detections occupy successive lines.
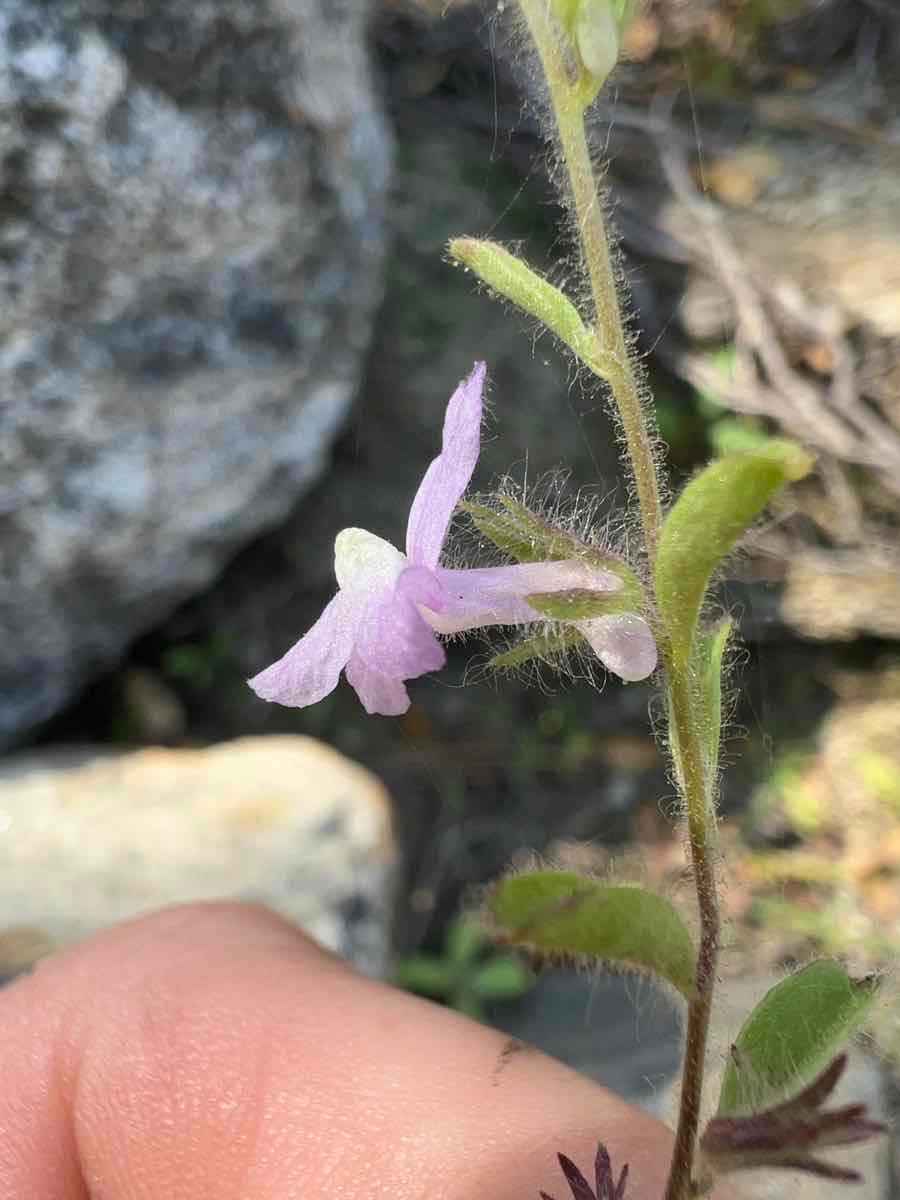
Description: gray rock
xmin=0 ymin=735 xmax=397 ymax=979
xmin=0 ymin=0 xmax=392 ymax=744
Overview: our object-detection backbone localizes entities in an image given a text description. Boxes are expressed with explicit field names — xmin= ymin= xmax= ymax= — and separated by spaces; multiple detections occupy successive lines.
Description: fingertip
xmin=0 ymin=903 xmax=683 ymax=1200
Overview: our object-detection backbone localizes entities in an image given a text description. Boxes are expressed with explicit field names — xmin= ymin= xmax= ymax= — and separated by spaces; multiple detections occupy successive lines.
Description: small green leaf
xmin=718 ymin=961 xmax=879 ymax=1116
xmin=471 ymin=956 xmax=533 ymax=1000
xmin=488 ymin=628 xmax=586 ymax=670
xmin=445 ymin=918 xmax=484 ymax=966
xmin=490 ymin=871 xmax=696 ymax=999
xmin=698 ymin=618 xmax=731 ymax=780
xmin=655 ymin=441 xmax=813 ymax=668
xmin=526 ymin=588 xmax=634 ymax=620
xmin=394 ymin=956 xmax=454 ymax=997
xmin=667 ymin=620 xmax=732 ymax=799
xmin=448 ymin=239 xmax=616 ymax=377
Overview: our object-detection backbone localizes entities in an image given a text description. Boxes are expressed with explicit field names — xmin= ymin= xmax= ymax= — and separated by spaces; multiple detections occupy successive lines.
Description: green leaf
xmin=445 ymin=918 xmax=484 ymax=966
xmin=448 ymin=239 xmax=616 ymax=377
xmin=698 ymin=618 xmax=731 ymax=780
xmin=488 ymin=627 xmax=586 ymax=670
xmin=394 ymin=956 xmax=454 ymax=997
xmin=471 ymin=956 xmax=533 ymax=1000
xmin=667 ymin=620 xmax=732 ymax=799
xmin=490 ymin=871 xmax=696 ymax=999
xmin=526 ymin=587 xmax=637 ymax=621
xmin=718 ymin=961 xmax=879 ymax=1116
xmin=654 ymin=441 xmax=813 ymax=668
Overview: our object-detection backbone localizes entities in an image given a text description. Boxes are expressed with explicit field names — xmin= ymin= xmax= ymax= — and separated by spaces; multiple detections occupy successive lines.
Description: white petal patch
xmin=334 ymin=528 xmax=408 ymax=593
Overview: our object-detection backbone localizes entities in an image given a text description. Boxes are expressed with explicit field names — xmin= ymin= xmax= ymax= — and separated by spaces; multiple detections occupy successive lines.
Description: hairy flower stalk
xmin=249 ymin=363 xmax=656 ymax=716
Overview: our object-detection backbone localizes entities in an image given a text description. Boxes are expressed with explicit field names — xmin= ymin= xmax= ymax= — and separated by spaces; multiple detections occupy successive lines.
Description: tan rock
xmin=0 ymin=736 xmax=396 ymax=977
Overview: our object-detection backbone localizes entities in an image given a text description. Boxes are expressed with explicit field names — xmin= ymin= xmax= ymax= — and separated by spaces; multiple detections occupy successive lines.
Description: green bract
xmin=718 ymin=960 xmax=878 ymax=1116
xmin=461 ymin=497 xmax=641 ymax=589
xmin=448 ymin=239 xmax=617 ymax=378
xmin=654 ymin=440 xmax=813 ymax=669
xmin=488 ymin=627 xmax=586 ymax=669
xmin=490 ymin=870 xmax=697 ymax=999
xmin=699 ymin=618 xmax=731 ymax=781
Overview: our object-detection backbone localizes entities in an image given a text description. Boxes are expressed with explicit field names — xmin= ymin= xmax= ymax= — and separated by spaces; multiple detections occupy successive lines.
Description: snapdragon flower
xmin=248 ymin=363 xmax=656 ymax=716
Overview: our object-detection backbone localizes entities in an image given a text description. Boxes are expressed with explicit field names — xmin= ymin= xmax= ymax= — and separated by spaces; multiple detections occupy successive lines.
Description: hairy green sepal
xmin=448 ymin=239 xmax=616 ymax=377
xmin=655 ymin=441 xmax=812 ymax=669
xmin=461 ymin=497 xmax=641 ymax=590
xmin=526 ymin=588 xmax=636 ymax=620
xmin=490 ymin=870 xmax=697 ymax=999
xmin=488 ymin=627 xmax=586 ymax=670
xmin=718 ymin=960 xmax=878 ymax=1116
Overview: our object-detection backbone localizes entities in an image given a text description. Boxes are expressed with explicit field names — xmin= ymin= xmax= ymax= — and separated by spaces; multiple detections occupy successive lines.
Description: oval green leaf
xmin=718 ymin=960 xmax=878 ymax=1116
xmin=655 ymin=441 xmax=813 ymax=668
xmin=490 ymin=871 xmax=696 ymax=999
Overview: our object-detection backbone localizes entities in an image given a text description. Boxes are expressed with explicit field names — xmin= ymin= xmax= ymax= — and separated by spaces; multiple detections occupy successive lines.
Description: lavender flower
xmin=248 ymin=363 xmax=656 ymax=716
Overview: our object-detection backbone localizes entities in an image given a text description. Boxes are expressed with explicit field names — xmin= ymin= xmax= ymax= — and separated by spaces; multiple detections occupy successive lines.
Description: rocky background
xmin=3 ymin=1 xmax=900 ymax=1187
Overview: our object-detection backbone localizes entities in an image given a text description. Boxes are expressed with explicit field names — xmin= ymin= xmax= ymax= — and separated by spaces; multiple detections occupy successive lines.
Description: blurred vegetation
xmin=394 ymin=915 xmax=532 ymax=1021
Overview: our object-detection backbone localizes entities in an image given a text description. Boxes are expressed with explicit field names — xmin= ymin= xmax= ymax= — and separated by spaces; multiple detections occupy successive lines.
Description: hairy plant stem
xmin=664 ymin=669 xmax=721 ymax=1200
xmin=516 ymin=5 xmax=720 ymax=1197
xmin=516 ymin=0 xmax=663 ymax=558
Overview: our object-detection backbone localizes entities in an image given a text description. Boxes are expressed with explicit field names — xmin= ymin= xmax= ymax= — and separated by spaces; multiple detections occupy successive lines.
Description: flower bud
xmin=574 ymin=0 xmax=620 ymax=83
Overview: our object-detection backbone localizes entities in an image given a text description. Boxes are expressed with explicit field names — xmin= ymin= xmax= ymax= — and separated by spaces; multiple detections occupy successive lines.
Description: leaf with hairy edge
xmin=655 ymin=441 xmax=813 ymax=669
xmin=667 ymin=619 xmax=732 ymax=801
xmin=448 ymin=239 xmax=617 ymax=376
xmin=699 ymin=618 xmax=731 ymax=779
xmin=718 ymin=961 xmax=879 ymax=1116
xmin=488 ymin=628 xmax=586 ymax=670
xmin=490 ymin=871 xmax=696 ymax=1000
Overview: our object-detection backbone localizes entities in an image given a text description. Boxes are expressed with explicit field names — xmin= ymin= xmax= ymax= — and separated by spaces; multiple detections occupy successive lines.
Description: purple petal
xmin=405 ymin=362 xmax=486 ymax=569
xmin=344 ymin=655 xmax=412 ymax=716
xmin=343 ymin=572 xmax=447 ymax=715
xmin=248 ymin=591 xmax=360 ymax=708
xmin=579 ymin=613 xmax=657 ymax=682
xmin=426 ymin=560 xmax=622 ymax=635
